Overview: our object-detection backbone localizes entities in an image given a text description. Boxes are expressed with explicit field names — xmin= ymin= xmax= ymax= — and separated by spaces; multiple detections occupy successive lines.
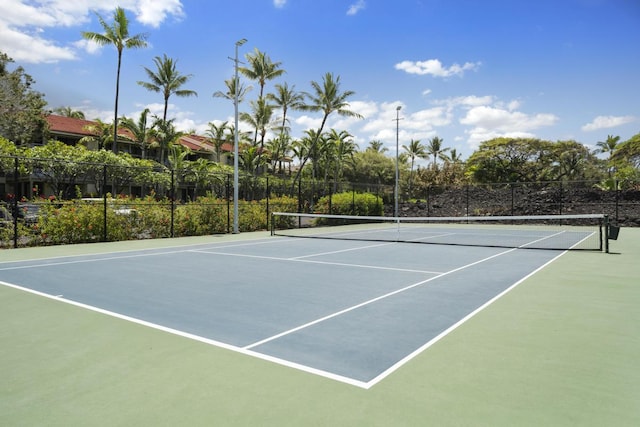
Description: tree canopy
xmin=0 ymin=52 xmax=47 ymax=146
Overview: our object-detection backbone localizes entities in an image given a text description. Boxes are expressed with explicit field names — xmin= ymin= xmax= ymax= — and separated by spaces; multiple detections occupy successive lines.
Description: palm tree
xmin=294 ymin=72 xmax=363 ymax=186
xmin=54 ymin=106 xmax=85 ymax=119
xmin=266 ymin=134 xmax=293 ymax=174
xmin=240 ymin=48 xmax=285 ymax=99
xmin=151 ymin=117 xmax=182 ymax=165
xmin=240 ymin=97 xmax=274 ymax=172
xmin=120 ymin=108 xmax=153 ymax=159
xmin=446 ymin=148 xmax=463 ymax=164
xmin=596 ymin=134 xmax=621 ymax=176
xmin=168 ymin=144 xmax=191 ymax=198
xmin=266 ymin=82 xmax=305 ymax=135
xmin=327 ymin=129 xmax=357 ymax=192
xmin=137 ymin=54 xmax=197 ymax=121
xmin=403 ymin=139 xmax=426 ymax=197
xmin=81 ymin=7 xmax=148 ymax=153
xmin=190 ymin=157 xmax=215 ymax=201
xmin=367 ymin=140 xmax=388 ymax=153
xmin=79 ymin=119 xmax=113 ymax=150
xmin=205 ymin=121 xmax=230 ymax=162
xmin=596 ymin=134 xmax=620 ymax=158
xmin=213 ymin=77 xmax=252 ymax=103
xmin=426 ymin=136 xmax=449 ymax=169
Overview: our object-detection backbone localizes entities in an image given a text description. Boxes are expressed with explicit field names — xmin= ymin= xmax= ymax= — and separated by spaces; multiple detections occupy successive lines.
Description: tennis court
xmin=0 ymin=214 xmax=610 ymax=387
xmin=1 ymin=218 xmax=638 ymax=425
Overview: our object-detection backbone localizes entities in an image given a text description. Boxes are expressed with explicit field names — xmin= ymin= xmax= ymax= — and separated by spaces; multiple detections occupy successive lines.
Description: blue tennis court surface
xmin=0 ymin=236 xmax=569 ymax=388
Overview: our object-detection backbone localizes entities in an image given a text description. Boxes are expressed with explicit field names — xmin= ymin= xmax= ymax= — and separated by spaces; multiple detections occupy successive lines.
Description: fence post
xmin=102 ymin=165 xmax=107 ymax=242
xmin=226 ymin=174 xmax=231 ymax=234
xmin=465 ymin=184 xmax=470 ymax=216
xmin=266 ymin=176 xmax=270 ymax=230
xmin=510 ymin=183 xmax=515 ymax=215
xmin=615 ymin=179 xmax=620 ymax=222
xmin=12 ymin=157 xmax=18 ymax=248
xmin=559 ymin=181 xmax=563 ymax=215
xmin=170 ymin=169 xmax=175 ymax=238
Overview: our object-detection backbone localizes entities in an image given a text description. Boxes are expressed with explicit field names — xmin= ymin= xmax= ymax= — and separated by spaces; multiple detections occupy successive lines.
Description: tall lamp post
xmin=233 ymin=38 xmax=247 ymax=234
xmin=394 ymin=105 xmax=402 ymax=218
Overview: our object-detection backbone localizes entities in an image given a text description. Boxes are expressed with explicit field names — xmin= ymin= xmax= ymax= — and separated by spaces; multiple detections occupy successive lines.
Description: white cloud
xmin=73 ymin=39 xmax=102 ymax=55
xmin=0 ymin=21 xmax=77 ymax=63
xmin=134 ymin=0 xmax=185 ymax=28
xmin=0 ymin=1 xmax=184 ymax=63
xmin=347 ymin=0 xmax=366 ymax=16
xmin=460 ymin=105 xmax=558 ymax=148
xmin=395 ymin=59 xmax=481 ymax=78
xmin=435 ymin=95 xmax=494 ymax=109
xmin=273 ymin=0 xmax=287 ymax=8
xmin=581 ymin=115 xmax=636 ymax=132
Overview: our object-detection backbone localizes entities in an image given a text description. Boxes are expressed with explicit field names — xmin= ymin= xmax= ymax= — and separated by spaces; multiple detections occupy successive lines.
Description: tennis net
xmin=270 ymin=212 xmax=612 ymax=252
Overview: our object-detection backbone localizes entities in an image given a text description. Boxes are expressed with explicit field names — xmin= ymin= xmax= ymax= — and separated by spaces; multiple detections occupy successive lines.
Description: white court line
xmin=243 ymin=246 xmax=520 ymax=351
xmin=289 ymin=241 xmax=394 ymax=259
xmin=1 ymin=231 xmax=579 ymax=390
xmin=0 ymin=279 xmax=369 ymax=389
xmin=189 ymin=249 xmax=443 ymax=275
xmin=365 ymin=248 xmax=570 ymax=388
xmin=0 ymin=237 xmax=291 ymax=271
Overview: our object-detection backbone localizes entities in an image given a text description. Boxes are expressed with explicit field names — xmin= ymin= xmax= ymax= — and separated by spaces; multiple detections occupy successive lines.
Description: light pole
xmin=394 ymin=105 xmax=402 ymax=218
xmin=233 ymin=38 xmax=247 ymax=234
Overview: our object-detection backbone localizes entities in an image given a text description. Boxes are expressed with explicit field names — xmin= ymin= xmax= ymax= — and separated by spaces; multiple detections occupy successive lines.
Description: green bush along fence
xmin=1 ymin=156 xmax=638 ymax=248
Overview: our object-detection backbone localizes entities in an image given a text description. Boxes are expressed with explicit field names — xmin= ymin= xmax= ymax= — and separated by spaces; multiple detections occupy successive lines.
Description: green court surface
xmin=1 ymin=229 xmax=639 ymax=426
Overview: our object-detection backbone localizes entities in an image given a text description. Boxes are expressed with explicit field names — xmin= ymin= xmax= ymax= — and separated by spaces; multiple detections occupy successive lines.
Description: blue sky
xmin=2 ymin=0 xmax=639 ymax=161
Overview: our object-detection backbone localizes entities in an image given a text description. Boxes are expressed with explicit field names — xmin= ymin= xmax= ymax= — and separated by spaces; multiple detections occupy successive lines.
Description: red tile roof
xmin=45 ymin=114 xmax=221 ymax=153
xmin=45 ymin=114 xmax=134 ymax=139
xmin=46 ymin=114 xmax=98 ymax=136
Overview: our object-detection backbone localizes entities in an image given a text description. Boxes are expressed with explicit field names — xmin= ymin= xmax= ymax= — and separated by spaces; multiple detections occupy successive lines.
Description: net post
xmin=604 ymin=214 xmax=609 ymax=254
xmin=270 ymin=212 xmax=275 ymax=236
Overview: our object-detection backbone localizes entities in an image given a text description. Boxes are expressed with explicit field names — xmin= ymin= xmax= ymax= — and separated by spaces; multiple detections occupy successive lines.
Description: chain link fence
xmin=1 ymin=155 xmax=638 ymax=248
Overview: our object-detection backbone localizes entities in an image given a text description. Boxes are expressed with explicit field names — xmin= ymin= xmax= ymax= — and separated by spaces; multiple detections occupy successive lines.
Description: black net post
xmin=170 ymin=169 xmax=175 ymax=238
xmin=12 ymin=157 xmax=18 ymax=249
xmin=226 ymin=174 xmax=231 ymax=234
xmin=615 ymin=179 xmax=620 ymax=222
xmin=266 ymin=176 xmax=270 ymax=230
xmin=102 ymin=165 xmax=107 ymax=242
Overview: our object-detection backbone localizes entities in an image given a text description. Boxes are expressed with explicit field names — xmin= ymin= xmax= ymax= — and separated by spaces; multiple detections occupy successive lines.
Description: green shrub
xmin=315 ymin=192 xmax=383 ymax=216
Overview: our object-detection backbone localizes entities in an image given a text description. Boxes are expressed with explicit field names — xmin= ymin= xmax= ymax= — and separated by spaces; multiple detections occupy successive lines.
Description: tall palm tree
xmin=266 ymin=82 xmax=305 ymax=136
xmin=213 ymin=77 xmax=252 ymax=103
xmin=120 ymin=108 xmax=153 ymax=159
xmin=240 ymin=48 xmax=285 ymax=99
xmin=81 ymin=7 xmax=148 ymax=153
xmin=137 ymin=54 xmax=197 ymax=121
xmin=426 ymin=136 xmax=449 ymax=169
xmin=294 ymin=72 xmax=363 ymax=186
xmin=240 ymin=98 xmax=274 ymax=172
xmin=403 ymin=139 xmax=426 ymax=197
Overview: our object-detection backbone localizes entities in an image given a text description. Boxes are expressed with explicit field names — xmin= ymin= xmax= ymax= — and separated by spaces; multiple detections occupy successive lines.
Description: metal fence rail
xmin=1 ymin=155 xmax=638 ymax=248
